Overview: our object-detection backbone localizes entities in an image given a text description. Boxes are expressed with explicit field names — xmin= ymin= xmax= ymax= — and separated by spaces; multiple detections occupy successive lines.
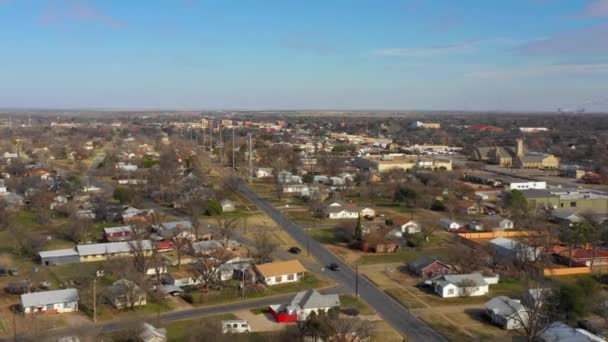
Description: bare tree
xmin=128 ymin=228 xmax=151 ymax=274
xmin=253 ymin=228 xmax=277 ymax=261
xmin=171 ymin=233 xmax=192 ymax=269
xmin=214 ymin=215 xmax=239 ymax=248
xmin=502 ymin=282 xmax=559 ymax=342
xmin=191 ymin=249 xmax=233 ymax=292
xmin=63 ymin=216 xmax=94 ymax=243
xmin=444 ymin=242 xmax=487 ymax=274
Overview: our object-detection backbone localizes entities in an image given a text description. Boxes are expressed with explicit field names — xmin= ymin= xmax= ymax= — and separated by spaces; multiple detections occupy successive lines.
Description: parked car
xmin=8 ymin=268 xmax=18 ymax=276
xmin=221 ymin=320 xmax=250 ymax=334
xmin=288 ymin=246 xmax=301 ymax=254
xmin=327 ymin=262 xmax=340 ymax=271
xmin=0 ymin=269 xmax=7 ymax=277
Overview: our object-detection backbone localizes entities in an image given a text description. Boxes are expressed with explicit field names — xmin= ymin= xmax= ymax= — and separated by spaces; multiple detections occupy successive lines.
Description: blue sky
xmin=1 ymin=0 xmax=607 ymax=111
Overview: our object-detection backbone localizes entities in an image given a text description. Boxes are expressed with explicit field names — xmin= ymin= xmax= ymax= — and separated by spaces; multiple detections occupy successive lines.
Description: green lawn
xmin=190 ymin=274 xmax=333 ymax=307
xmin=164 ymin=313 xmax=239 ymax=340
xmin=356 ymin=247 xmax=451 ymax=265
xmin=339 ymin=294 xmax=374 ymax=315
xmin=310 ymin=228 xmax=341 ymax=244
xmin=384 ymin=288 xmax=425 ymax=310
xmin=249 ymin=307 xmax=269 ymax=315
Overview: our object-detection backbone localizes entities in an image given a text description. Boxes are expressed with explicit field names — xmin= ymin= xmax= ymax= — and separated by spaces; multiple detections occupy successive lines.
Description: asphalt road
xmin=239 ymin=184 xmax=447 ymax=342
xmin=5 ymin=291 xmax=332 ymax=341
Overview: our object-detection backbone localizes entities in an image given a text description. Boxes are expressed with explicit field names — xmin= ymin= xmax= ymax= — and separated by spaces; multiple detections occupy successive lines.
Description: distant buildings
xmin=410 ymin=121 xmax=441 ymax=129
xmin=471 ymin=139 xmax=559 ymax=169
xmin=355 ymin=154 xmax=452 ymax=173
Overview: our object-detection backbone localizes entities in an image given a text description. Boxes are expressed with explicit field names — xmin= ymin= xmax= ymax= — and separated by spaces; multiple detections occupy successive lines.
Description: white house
xmin=164 ymin=270 xmax=202 ymax=287
xmin=269 ymin=289 xmax=341 ymax=322
xmin=439 ymin=218 xmax=461 ymax=231
xmin=328 ymin=177 xmax=345 ymax=186
xmin=255 ymin=260 xmax=306 ymax=286
xmin=21 ymin=289 xmax=79 ymax=314
xmin=396 ymin=220 xmax=421 ymax=234
xmin=484 ymin=296 xmax=529 ymax=330
xmin=313 ymin=175 xmax=329 ymax=184
xmin=489 ymin=237 xmax=541 ymax=263
xmin=359 ymin=207 xmax=375 ymax=218
xmin=483 ymin=217 xmax=514 ymax=231
xmin=220 ymin=199 xmax=236 ymax=212
xmin=277 ymin=171 xmax=302 ymax=184
xmin=433 ymin=273 xmax=490 ymax=298
xmin=539 ymin=322 xmax=605 ymax=342
xmin=327 ymin=206 xmax=359 ymax=219
xmin=115 ymin=162 xmax=138 ymax=172
xmin=255 ymin=168 xmax=273 ymax=178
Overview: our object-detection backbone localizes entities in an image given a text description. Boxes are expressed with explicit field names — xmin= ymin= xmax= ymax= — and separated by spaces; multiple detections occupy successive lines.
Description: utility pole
xmin=306 ymin=227 xmax=310 ymax=257
xmin=232 ymin=127 xmax=236 ymax=174
xmin=241 ymin=270 xmax=246 ymax=298
xmin=355 ymin=264 xmax=359 ymax=298
xmin=12 ymin=311 xmax=16 ymax=342
xmin=248 ymin=133 xmax=253 ymax=183
xmin=93 ymin=278 xmax=97 ymax=323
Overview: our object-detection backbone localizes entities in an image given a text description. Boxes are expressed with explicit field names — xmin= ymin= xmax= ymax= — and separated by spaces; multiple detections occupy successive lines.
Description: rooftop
xmin=255 ymin=260 xmax=306 ymax=278
xmin=21 ymin=289 xmax=79 ymax=307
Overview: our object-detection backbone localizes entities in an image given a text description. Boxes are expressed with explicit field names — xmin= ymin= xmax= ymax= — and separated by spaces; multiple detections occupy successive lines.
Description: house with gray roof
xmin=105 ymin=279 xmax=147 ymax=309
xmin=489 ymin=237 xmax=541 ymax=263
xmin=21 ymin=288 xmax=79 ymax=314
xmin=432 ymin=272 xmax=490 ymax=298
xmin=484 ymin=296 xmax=528 ymax=330
xmin=539 ymin=322 xmax=605 ymax=342
xmin=77 ymin=240 xmax=152 ymax=262
xmin=39 ymin=248 xmax=80 ymax=266
xmin=269 ymin=289 xmax=340 ymax=321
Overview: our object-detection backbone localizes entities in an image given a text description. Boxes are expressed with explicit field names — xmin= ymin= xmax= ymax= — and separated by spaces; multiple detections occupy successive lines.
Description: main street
xmin=238 ymin=184 xmax=447 ymax=342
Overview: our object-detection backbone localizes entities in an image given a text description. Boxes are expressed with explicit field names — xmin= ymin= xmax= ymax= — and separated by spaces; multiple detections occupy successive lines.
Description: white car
xmin=222 ymin=320 xmax=250 ymax=334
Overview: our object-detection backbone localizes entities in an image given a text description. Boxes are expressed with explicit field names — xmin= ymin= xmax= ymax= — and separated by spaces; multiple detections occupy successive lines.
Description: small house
xmin=394 ymin=219 xmax=421 ymax=235
xmin=439 ymin=218 xmax=461 ymax=231
xmin=255 ymin=168 xmax=273 ymax=178
xmin=359 ymin=207 xmax=376 ymax=219
xmin=432 ymin=273 xmax=490 ymax=298
xmin=484 ymin=296 xmax=528 ymax=330
xmin=103 ymin=225 xmax=133 ymax=242
xmin=39 ymin=249 xmax=80 ymax=266
xmin=21 ymin=289 xmax=79 ymax=314
xmin=326 ymin=204 xmax=359 ymax=220
xmin=220 ymin=199 xmax=236 ymax=213
xmin=408 ymin=256 xmax=450 ymax=279
xmin=163 ymin=270 xmax=201 ymax=287
xmin=539 ymin=322 xmax=605 ymax=342
xmin=482 ymin=217 xmax=514 ymax=231
xmin=269 ymin=289 xmax=340 ymax=323
xmin=105 ymin=279 xmax=147 ymax=309
xmin=254 ymin=260 xmax=306 ymax=286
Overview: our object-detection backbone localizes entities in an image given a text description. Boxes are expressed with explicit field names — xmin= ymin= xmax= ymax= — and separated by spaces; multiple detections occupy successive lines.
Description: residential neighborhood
xmin=1 ymin=89 xmax=608 ymax=341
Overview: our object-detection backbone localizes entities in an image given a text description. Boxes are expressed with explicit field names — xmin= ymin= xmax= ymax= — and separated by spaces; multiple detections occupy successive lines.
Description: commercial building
xmin=519 ymin=188 xmax=608 ymax=214
xmin=355 ymin=154 xmax=452 ymax=173
xmin=471 ymin=139 xmax=559 ymax=169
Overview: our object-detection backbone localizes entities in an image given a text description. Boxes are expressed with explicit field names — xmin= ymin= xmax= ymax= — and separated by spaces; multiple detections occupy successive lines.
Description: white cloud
xmin=467 ymin=62 xmax=608 ymax=80
xmin=373 ymin=38 xmax=524 ymax=57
